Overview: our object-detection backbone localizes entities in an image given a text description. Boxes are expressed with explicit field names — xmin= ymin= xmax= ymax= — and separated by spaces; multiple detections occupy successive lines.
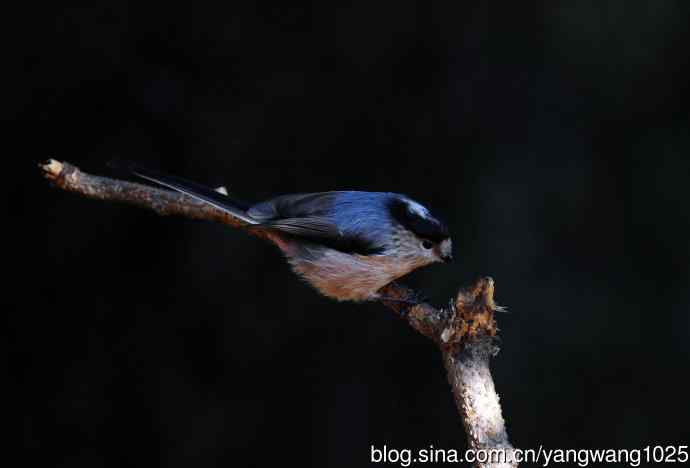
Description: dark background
xmin=10 ymin=2 xmax=690 ymax=467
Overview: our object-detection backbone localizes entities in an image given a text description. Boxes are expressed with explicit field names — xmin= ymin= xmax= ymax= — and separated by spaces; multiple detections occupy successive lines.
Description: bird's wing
xmin=249 ymin=192 xmax=341 ymax=239
xmin=261 ymin=217 xmax=341 ymax=238
xmin=249 ymin=192 xmax=384 ymax=255
xmin=247 ymin=192 xmax=341 ymax=221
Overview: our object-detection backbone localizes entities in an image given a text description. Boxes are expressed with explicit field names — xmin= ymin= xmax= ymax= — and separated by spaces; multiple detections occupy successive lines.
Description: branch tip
xmin=40 ymin=159 xmax=64 ymax=180
xmin=440 ymin=277 xmax=501 ymax=349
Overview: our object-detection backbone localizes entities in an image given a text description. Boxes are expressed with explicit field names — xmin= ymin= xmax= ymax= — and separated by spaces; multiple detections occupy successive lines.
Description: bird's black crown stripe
xmin=388 ymin=198 xmax=449 ymax=242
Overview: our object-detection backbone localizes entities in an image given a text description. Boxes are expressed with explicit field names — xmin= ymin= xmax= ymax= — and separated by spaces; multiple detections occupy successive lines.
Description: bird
xmin=120 ymin=163 xmax=453 ymax=303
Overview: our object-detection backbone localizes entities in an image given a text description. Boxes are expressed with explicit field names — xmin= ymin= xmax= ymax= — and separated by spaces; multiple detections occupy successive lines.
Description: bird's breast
xmin=287 ymin=247 xmax=422 ymax=302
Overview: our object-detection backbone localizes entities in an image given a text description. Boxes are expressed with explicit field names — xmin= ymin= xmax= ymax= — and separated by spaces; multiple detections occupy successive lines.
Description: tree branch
xmin=40 ymin=159 xmax=518 ymax=467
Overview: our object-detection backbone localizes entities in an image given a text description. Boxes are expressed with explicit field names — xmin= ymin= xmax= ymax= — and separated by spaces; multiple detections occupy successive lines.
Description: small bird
xmin=124 ymin=164 xmax=453 ymax=303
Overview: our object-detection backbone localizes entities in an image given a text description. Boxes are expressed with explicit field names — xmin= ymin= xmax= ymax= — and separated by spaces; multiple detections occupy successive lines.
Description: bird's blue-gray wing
xmin=248 ymin=192 xmax=385 ymax=255
xmin=247 ymin=192 xmax=341 ymax=221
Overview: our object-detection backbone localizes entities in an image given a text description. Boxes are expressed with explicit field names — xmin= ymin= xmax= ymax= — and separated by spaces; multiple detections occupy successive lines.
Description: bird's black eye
xmin=422 ymin=240 xmax=433 ymax=250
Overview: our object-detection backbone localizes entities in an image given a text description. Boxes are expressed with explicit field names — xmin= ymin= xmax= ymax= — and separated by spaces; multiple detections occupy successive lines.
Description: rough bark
xmin=40 ymin=159 xmax=518 ymax=467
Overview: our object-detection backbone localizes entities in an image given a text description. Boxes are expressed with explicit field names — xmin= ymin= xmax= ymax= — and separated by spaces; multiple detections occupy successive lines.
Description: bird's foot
xmin=378 ymin=296 xmax=421 ymax=306
xmin=377 ymin=294 xmax=425 ymax=319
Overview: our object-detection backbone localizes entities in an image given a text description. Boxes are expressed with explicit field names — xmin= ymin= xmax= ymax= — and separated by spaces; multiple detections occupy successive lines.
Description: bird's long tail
xmin=110 ymin=160 xmax=259 ymax=225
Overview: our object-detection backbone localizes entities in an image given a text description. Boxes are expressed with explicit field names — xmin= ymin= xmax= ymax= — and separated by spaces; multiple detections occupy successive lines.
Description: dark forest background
xmin=9 ymin=2 xmax=690 ymax=467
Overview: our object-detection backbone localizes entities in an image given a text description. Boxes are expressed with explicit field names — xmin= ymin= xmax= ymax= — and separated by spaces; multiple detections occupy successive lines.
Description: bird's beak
xmin=438 ymin=239 xmax=453 ymax=263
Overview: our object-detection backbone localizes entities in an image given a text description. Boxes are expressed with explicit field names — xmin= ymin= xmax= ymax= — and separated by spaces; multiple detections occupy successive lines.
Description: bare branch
xmin=40 ymin=159 xmax=518 ymax=467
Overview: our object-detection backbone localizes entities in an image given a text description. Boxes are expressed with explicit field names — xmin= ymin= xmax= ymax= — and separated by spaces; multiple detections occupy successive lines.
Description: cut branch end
xmin=40 ymin=159 xmax=64 ymax=180
xmin=440 ymin=277 xmax=501 ymax=350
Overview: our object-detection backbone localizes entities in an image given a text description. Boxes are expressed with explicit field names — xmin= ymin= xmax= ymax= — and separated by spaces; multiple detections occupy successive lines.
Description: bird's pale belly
xmin=288 ymin=248 xmax=424 ymax=302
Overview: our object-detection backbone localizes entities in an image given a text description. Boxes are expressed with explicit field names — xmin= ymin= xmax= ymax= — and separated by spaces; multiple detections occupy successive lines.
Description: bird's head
xmin=388 ymin=196 xmax=453 ymax=266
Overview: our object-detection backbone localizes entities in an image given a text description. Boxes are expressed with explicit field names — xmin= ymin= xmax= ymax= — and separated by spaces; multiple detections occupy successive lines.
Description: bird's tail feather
xmin=109 ymin=160 xmax=259 ymax=225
